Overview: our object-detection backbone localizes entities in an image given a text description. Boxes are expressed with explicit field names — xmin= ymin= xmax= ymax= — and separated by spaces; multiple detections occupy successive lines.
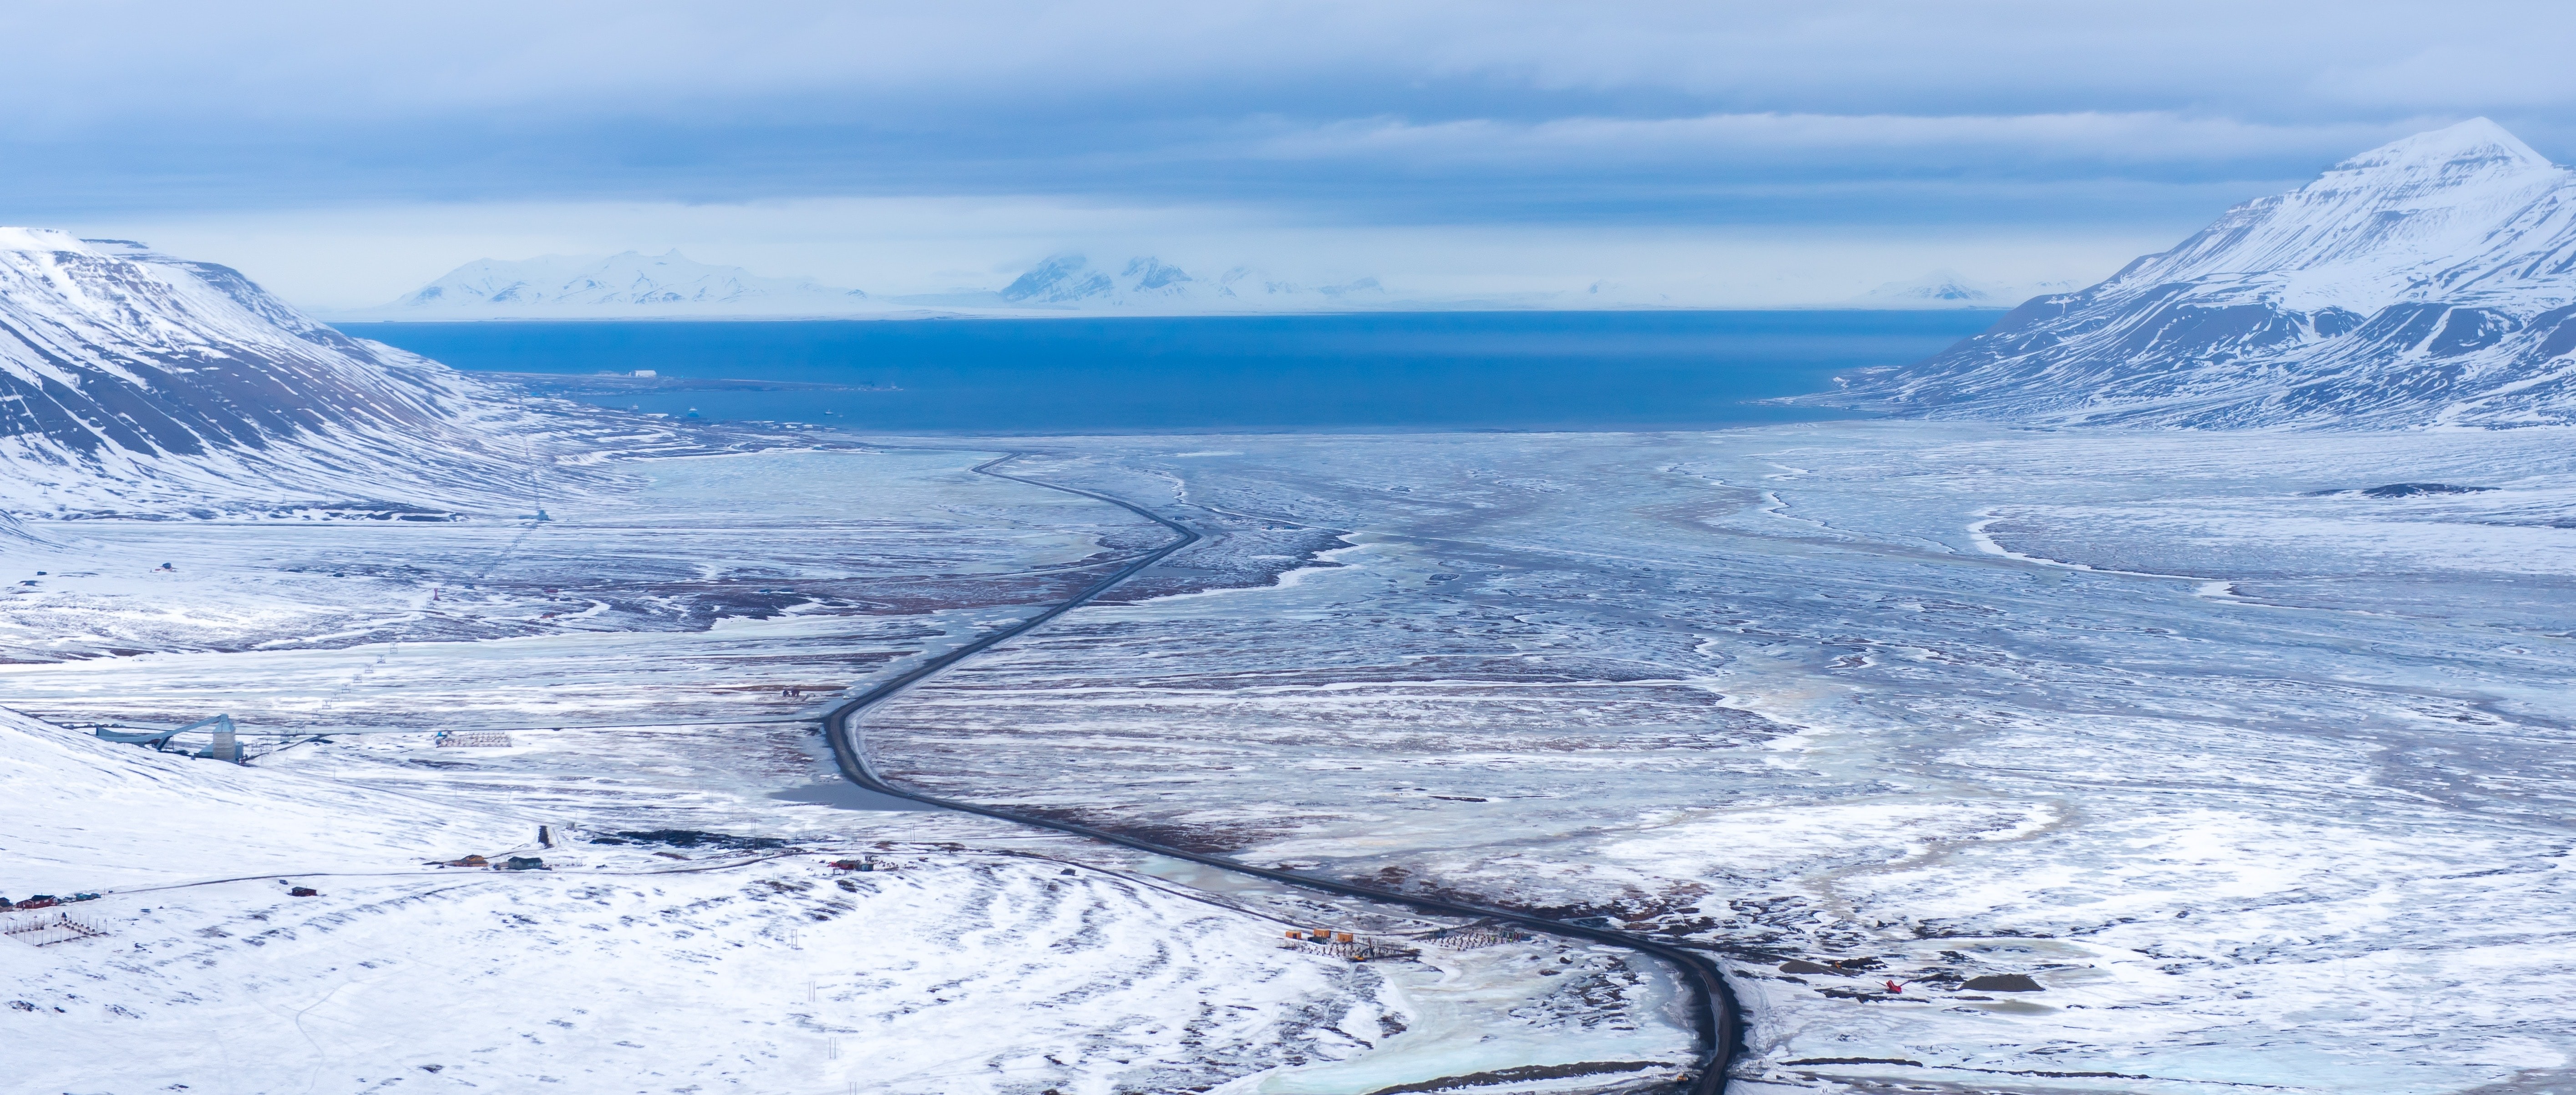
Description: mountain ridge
xmin=900 ymin=253 xmax=1388 ymax=312
xmin=1853 ymin=269 xmax=2078 ymax=310
xmin=0 ymin=230 xmax=628 ymax=513
xmin=361 ymin=250 xmax=1395 ymax=318
xmin=1822 ymin=118 xmax=2576 ymax=428
xmin=365 ymin=250 xmax=886 ymax=319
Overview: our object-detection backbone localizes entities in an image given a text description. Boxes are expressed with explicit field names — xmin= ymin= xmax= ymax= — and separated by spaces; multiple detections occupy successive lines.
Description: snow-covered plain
xmin=14 ymin=210 xmax=2573 ymax=1092
xmin=10 ymin=424 xmax=2573 ymax=1093
xmin=845 ymin=426 xmax=2576 ymax=1093
xmin=1 ymin=444 xmax=1698 ymax=1095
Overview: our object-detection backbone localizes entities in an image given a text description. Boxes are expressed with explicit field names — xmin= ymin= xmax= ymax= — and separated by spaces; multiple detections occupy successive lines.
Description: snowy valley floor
xmin=4 ymin=424 xmax=2574 ymax=1093
xmin=0 ymin=443 xmax=1694 ymax=1095
xmin=860 ymin=426 xmax=2576 ymax=1094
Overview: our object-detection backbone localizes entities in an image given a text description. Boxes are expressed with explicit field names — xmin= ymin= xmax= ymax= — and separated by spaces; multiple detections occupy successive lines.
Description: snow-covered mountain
xmin=1827 ymin=119 xmax=2576 ymax=428
xmin=1858 ymin=270 xmax=2002 ymax=308
xmin=941 ymin=254 xmax=1384 ymax=312
xmin=368 ymin=250 xmax=883 ymax=319
xmin=1854 ymin=269 xmax=2076 ymax=309
xmin=0 ymin=229 xmax=603 ymax=513
xmin=380 ymin=250 xmax=1393 ymax=317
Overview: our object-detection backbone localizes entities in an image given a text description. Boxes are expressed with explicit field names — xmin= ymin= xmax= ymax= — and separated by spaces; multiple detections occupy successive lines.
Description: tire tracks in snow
xmin=824 ymin=450 xmax=1741 ymax=1095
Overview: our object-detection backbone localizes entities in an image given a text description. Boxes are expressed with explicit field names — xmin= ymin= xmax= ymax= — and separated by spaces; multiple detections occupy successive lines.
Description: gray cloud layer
xmin=7 ymin=0 xmax=2565 ymax=226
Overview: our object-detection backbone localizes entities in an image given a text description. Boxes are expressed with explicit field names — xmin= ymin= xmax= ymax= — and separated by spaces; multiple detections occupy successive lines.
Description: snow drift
xmin=0 ymin=706 xmax=521 ymax=894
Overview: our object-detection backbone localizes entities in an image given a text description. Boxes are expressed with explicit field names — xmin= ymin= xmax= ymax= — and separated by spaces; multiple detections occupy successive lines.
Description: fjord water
xmin=347 ymin=311 xmax=2000 ymax=433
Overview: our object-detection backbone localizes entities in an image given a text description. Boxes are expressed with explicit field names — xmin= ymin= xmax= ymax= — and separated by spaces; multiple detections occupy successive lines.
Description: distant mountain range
xmin=1823 ymin=119 xmax=2576 ymax=428
xmin=354 ymin=251 xmax=1394 ymax=319
xmin=907 ymin=254 xmax=1386 ymax=311
xmin=370 ymin=249 xmax=2129 ymax=319
xmin=366 ymin=250 xmax=887 ymax=319
xmin=1853 ymin=270 xmax=2076 ymax=310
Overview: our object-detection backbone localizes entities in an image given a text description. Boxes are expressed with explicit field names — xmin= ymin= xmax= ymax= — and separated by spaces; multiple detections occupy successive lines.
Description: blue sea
xmin=344 ymin=311 xmax=1999 ymax=433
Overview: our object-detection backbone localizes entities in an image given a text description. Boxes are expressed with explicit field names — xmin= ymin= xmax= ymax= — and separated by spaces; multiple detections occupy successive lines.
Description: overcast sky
xmin=8 ymin=1 xmax=2568 ymax=308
